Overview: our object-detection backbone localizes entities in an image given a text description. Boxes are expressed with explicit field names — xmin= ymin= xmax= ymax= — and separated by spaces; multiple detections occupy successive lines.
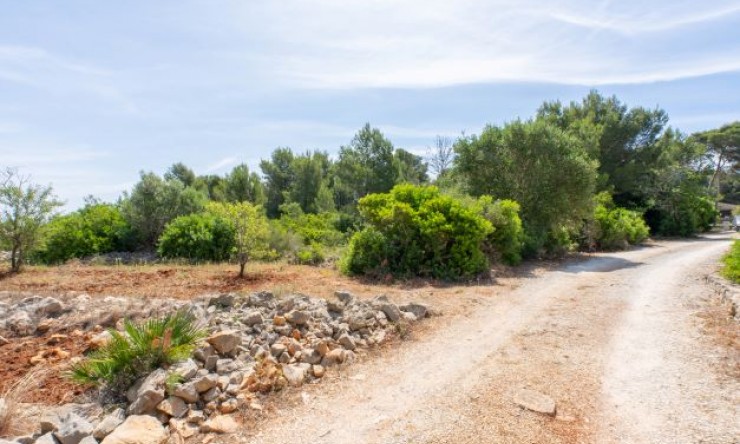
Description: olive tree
xmin=207 ymin=201 xmax=269 ymax=277
xmin=0 ymin=168 xmax=62 ymax=272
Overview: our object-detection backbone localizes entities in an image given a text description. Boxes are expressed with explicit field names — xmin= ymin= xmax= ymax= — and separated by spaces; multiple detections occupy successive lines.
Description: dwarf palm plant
xmin=70 ymin=310 xmax=206 ymax=391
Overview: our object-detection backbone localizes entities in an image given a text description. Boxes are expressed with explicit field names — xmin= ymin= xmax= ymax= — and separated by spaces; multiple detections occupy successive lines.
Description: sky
xmin=1 ymin=0 xmax=739 ymax=210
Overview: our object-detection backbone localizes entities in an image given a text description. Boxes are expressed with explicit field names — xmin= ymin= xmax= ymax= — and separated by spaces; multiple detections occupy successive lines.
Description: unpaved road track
xmin=243 ymin=235 xmax=739 ymax=444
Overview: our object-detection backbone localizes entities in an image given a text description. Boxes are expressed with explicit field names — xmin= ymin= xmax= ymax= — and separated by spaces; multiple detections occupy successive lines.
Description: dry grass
xmin=0 ymin=260 xmax=523 ymax=302
xmin=697 ymin=298 xmax=740 ymax=379
xmin=0 ymin=367 xmax=48 ymax=437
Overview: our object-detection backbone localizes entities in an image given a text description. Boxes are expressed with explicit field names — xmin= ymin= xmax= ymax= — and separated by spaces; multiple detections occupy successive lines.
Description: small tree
xmin=0 ymin=169 xmax=62 ymax=272
xmin=207 ymin=201 xmax=269 ymax=277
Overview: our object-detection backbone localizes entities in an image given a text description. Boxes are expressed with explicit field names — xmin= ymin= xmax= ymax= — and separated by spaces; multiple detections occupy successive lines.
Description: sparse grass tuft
xmin=69 ymin=309 xmax=206 ymax=392
xmin=0 ymin=367 xmax=48 ymax=437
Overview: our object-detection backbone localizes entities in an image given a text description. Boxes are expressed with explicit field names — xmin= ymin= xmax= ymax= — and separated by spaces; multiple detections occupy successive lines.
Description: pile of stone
xmin=0 ymin=291 xmax=431 ymax=444
xmin=0 ymin=293 xmax=185 ymax=341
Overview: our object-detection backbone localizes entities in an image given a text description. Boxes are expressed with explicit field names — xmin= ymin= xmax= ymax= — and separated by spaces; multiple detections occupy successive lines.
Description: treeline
xmin=2 ymin=91 xmax=737 ymax=278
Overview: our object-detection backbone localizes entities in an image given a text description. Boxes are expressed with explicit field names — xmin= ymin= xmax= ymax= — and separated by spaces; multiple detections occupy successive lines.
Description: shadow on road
xmin=561 ymin=256 xmax=644 ymax=274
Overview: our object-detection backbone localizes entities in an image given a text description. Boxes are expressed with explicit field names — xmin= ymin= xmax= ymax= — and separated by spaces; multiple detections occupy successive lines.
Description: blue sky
xmin=1 ymin=0 xmax=739 ymax=210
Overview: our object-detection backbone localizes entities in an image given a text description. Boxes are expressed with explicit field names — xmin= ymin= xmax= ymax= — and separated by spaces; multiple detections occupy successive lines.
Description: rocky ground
xmin=0 ymin=289 xmax=432 ymax=444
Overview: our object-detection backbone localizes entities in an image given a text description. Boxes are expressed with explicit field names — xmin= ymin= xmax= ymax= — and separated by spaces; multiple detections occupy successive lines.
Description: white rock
xmin=207 ymin=330 xmax=241 ymax=355
xmin=93 ymin=408 xmax=126 ymax=440
xmin=101 ymin=415 xmax=168 ymax=444
xmin=514 ymin=388 xmax=556 ymax=416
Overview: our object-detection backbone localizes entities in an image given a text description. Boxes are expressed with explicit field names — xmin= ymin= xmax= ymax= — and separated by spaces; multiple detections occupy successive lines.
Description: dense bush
xmin=647 ymin=193 xmax=718 ymax=237
xmin=721 ymin=240 xmax=740 ymax=283
xmin=474 ymin=197 xmax=524 ymax=265
xmin=36 ymin=203 xmax=132 ymax=264
xmin=157 ymin=213 xmax=235 ymax=261
xmin=70 ymin=310 xmax=205 ymax=392
xmin=295 ymin=243 xmax=326 ymax=265
xmin=341 ymin=184 xmax=492 ymax=279
xmin=454 ymin=119 xmax=597 ymax=257
xmin=278 ymin=203 xmax=346 ymax=247
xmin=584 ymin=193 xmax=650 ymax=250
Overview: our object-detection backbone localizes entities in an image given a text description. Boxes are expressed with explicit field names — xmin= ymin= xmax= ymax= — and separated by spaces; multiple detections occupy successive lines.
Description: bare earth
xmin=236 ymin=235 xmax=739 ymax=444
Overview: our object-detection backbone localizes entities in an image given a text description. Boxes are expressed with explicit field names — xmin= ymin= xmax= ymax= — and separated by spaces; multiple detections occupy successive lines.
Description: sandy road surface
xmin=239 ymin=235 xmax=738 ymax=444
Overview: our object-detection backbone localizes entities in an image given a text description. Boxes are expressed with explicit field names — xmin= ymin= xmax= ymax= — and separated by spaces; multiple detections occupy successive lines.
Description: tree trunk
xmin=239 ymin=261 xmax=246 ymax=278
xmin=10 ymin=244 xmax=19 ymax=272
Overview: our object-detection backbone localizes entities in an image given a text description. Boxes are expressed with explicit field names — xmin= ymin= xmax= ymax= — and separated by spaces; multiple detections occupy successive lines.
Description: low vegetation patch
xmin=721 ymin=240 xmax=740 ymax=284
xmin=70 ymin=310 xmax=206 ymax=392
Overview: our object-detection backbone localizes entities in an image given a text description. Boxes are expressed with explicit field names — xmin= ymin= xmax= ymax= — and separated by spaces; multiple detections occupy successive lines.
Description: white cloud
xmin=204 ymin=156 xmax=239 ymax=173
xmin=227 ymin=0 xmax=740 ymax=89
xmin=0 ymin=45 xmax=137 ymax=112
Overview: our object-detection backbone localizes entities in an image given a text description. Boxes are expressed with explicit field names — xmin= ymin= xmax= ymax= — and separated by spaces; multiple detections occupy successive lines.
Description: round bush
xmin=157 ymin=213 xmax=235 ymax=261
xmin=342 ymin=184 xmax=492 ymax=279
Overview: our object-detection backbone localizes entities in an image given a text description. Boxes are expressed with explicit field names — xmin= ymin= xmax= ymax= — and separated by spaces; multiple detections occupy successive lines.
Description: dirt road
xmin=244 ymin=235 xmax=739 ymax=444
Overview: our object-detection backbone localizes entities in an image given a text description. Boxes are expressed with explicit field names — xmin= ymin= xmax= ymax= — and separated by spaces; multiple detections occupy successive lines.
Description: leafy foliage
xmin=583 ymin=193 xmax=649 ymax=250
xmin=70 ymin=310 xmax=205 ymax=391
xmin=454 ymin=119 xmax=597 ymax=256
xmin=0 ymin=169 xmax=63 ymax=272
xmin=474 ymin=197 xmax=525 ymax=265
xmin=36 ymin=203 xmax=131 ymax=264
xmin=342 ymin=184 xmax=492 ymax=279
xmin=121 ymin=172 xmax=207 ymax=248
xmin=157 ymin=212 xmax=235 ymax=261
xmin=207 ymin=201 xmax=270 ymax=277
xmin=721 ymin=240 xmax=740 ymax=284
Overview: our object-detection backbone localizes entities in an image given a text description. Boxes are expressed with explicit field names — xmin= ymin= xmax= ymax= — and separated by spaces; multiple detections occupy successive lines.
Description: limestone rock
xmin=282 ymin=363 xmax=309 ymax=386
xmin=192 ymin=374 xmax=218 ymax=393
xmin=400 ymin=303 xmax=428 ymax=319
xmin=156 ymin=397 xmax=188 ymax=418
xmin=514 ymin=388 xmax=556 ymax=416
xmin=199 ymin=415 xmax=238 ymax=434
xmin=170 ymin=359 xmax=198 ymax=381
xmin=53 ymin=413 xmax=94 ymax=444
xmin=171 ymin=383 xmax=198 ymax=403
xmin=285 ymin=310 xmax=310 ymax=326
xmin=207 ymin=330 xmax=241 ymax=355
xmin=380 ymin=304 xmax=402 ymax=323
xmin=337 ymin=333 xmax=356 ymax=351
xmin=127 ymin=370 xmax=167 ymax=415
xmin=93 ymin=408 xmax=126 ymax=440
xmin=243 ymin=311 xmax=263 ymax=326
xmin=101 ymin=415 xmax=168 ymax=444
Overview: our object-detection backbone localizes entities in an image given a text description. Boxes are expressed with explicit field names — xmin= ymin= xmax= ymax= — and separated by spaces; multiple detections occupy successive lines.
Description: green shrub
xmin=648 ymin=193 xmax=718 ymax=236
xmin=586 ymin=193 xmax=650 ymax=250
xmin=278 ymin=203 xmax=346 ymax=247
xmin=157 ymin=213 xmax=235 ymax=261
xmin=721 ymin=240 xmax=740 ymax=283
xmin=295 ymin=243 xmax=326 ymax=265
xmin=475 ymin=197 xmax=524 ymax=265
xmin=342 ymin=184 xmax=492 ymax=279
xmin=35 ymin=203 xmax=132 ymax=264
xmin=70 ymin=310 xmax=205 ymax=391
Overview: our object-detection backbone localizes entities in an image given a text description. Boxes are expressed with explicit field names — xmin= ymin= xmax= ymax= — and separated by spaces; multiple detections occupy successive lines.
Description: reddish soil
xmin=0 ymin=329 xmax=94 ymax=404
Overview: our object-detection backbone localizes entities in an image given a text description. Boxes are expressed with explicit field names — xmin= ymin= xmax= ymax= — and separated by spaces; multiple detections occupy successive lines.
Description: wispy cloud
xmin=204 ymin=156 xmax=239 ymax=173
xmin=0 ymin=45 xmax=137 ymax=112
xmin=229 ymin=0 xmax=740 ymax=89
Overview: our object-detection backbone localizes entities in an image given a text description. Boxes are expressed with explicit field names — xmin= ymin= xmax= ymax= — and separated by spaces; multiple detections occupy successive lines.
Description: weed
xmin=0 ymin=368 xmax=48 ymax=437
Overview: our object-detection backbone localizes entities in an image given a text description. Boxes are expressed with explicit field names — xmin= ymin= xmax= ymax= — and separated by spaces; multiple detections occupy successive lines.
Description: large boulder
xmin=100 ymin=415 xmax=168 ymax=444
